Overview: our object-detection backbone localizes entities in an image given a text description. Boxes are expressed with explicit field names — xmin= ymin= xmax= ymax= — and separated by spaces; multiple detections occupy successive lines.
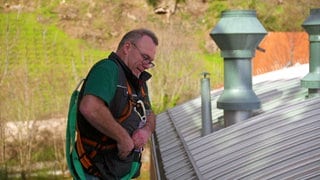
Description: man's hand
xmin=132 ymin=111 xmax=156 ymax=149
xmin=117 ymin=135 xmax=134 ymax=160
xmin=132 ymin=128 xmax=150 ymax=149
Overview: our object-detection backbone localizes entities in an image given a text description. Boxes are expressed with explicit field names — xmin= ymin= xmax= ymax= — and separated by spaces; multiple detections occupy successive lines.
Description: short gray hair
xmin=117 ymin=28 xmax=158 ymax=50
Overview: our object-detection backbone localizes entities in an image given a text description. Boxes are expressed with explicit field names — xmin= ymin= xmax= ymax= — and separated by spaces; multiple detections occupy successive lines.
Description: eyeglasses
xmin=132 ymin=43 xmax=155 ymax=68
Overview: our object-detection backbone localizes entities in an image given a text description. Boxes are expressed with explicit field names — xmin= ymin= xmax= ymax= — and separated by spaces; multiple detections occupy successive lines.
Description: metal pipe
xmin=223 ymin=110 xmax=252 ymax=127
xmin=201 ymin=72 xmax=213 ymax=136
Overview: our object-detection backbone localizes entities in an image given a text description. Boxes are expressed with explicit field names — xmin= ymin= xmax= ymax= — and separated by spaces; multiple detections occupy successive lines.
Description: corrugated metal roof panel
xmin=152 ymin=65 xmax=320 ymax=180
xmin=153 ymin=111 xmax=198 ymax=180
xmin=194 ymin=98 xmax=320 ymax=179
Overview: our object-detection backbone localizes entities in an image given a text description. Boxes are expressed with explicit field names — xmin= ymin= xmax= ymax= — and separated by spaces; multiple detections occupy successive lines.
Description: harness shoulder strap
xmin=66 ymin=79 xmax=86 ymax=180
xmin=108 ymin=58 xmax=135 ymax=122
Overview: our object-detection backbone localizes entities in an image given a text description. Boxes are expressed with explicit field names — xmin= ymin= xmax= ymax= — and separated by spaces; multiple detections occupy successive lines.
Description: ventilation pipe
xmin=209 ymin=10 xmax=267 ymax=127
xmin=201 ymin=72 xmax=213 ymax=136
xmin=301 ymin=8 xmax=320 ymax=98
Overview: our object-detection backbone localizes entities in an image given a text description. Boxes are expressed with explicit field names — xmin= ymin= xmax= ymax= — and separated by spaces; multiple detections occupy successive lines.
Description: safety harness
xmin=76 ymin=81 xmax=147 ymax=178
xmin=66 ymin=56 xmax=150 ymax=179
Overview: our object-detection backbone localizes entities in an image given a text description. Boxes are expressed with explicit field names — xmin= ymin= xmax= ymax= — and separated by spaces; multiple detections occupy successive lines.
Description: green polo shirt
xmin=83 ymin=59 xmax=118 ymax=106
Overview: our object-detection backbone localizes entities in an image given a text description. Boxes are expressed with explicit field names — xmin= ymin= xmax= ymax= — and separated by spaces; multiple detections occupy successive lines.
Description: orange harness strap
xmin=118 ymin=82 xmax=135 ymax=124
xmin=76 ymin=82 xmax=144 ymax=177
xmin=76 ymin=132 xmax=101 ymax=177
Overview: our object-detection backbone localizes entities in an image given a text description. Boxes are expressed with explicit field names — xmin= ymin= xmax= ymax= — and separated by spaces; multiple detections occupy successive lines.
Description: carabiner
xmin=134 ymin=100 xmax=147 ymax=127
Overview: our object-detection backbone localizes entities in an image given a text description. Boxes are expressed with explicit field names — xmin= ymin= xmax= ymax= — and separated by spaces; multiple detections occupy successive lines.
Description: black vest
xmin=77 ymin=52 xmax=151 ymax=146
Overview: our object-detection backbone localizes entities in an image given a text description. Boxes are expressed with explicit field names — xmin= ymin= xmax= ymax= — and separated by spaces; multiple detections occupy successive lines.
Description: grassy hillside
xmin=0 ymin=12 xmax=108 ymax=178
xmin=2 ymin=0 xmax=320 ymax=120
xmin=0 ymin=12 xmax=107 ymax=121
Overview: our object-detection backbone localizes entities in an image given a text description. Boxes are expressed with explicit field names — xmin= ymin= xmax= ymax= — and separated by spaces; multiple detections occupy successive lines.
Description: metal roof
xmin=152 ymin=64 xmax=320 ymax=180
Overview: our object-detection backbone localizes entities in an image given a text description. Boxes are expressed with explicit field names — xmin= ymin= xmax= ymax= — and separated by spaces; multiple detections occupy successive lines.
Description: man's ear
xmin=123 ymin=42 xmax=131 ymax=55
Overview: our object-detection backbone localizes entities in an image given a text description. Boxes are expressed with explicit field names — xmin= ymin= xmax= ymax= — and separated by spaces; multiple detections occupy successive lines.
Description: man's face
xmin=128 ymin=36 xmax=157 ymax=77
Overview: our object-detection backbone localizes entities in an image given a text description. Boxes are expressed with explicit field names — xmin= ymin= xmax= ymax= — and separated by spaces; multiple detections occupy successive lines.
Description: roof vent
xmin=201 ymin=72 xmax=213 ymax=136
xmin=301 ymin=8 xmax=320 ymax=98
xmin=209 ymin=10 xmax=267 ymax=127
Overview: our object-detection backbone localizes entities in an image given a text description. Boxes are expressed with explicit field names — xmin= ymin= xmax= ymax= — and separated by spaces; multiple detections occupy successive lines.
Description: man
xmin=76 ymin=28 xmax=158 ymax=179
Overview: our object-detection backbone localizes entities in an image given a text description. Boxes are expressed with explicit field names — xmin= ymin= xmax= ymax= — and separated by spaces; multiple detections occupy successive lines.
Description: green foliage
xmin=203 ymin=1 xmax=228 ymax=29
xmin=0 ymin=13 xmax=105 ymax=121
xmin=0 ymin=166 xmax=8 ymax=180
xmin=147 ymin=0 xmax=186 ymax=7
xmin=149 ymin=41 xmax=223 ymax=113
xmin=32 ymin=144 xmax=56 ymax=162
xmin=34 ymin=1 xmax=60 ymax=20
xmin=146 ymin=0 xmax=157 ymax=7
xmin=220 ymin=0 xmax=320 ymax=31
xmin=0 ymin=11 xmax=107 ymax=178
